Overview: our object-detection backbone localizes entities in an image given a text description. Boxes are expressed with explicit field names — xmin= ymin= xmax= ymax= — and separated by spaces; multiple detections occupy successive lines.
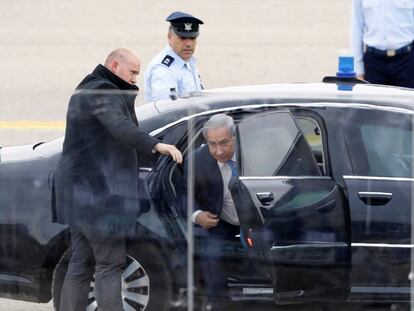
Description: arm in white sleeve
xmin=145 ymin=65 xmax=178 ymax=102
xmin=351 ymin=0 xmax=365 ymax=76
xmin=191 ymin=210 xmax=203 ymax=224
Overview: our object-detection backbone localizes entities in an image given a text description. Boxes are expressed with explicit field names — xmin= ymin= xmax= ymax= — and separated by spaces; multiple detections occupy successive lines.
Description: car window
xmin=141 ymin=121 xmax=190 ymax=168
xmin=361 ymin=124 xmax=411 ymax=177
xmin=237 ymin=111 xmax=320 ymax=177
xmin=344 ymin=109 xmax=412 ymax=178
xmin=295 ymin=117 xmax=325 ymax=174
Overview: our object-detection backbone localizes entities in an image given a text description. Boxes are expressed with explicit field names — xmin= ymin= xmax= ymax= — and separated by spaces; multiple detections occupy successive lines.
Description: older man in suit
xmin=184 ymin=114 xmax=240 ymax=310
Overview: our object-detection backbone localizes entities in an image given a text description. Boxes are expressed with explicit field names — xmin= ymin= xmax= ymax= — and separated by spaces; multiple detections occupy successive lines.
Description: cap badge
xmin=184 ymin=23 xmax=192 ymax=31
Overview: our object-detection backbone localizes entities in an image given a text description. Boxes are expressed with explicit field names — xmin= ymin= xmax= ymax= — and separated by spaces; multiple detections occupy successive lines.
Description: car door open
xmin=229 ymin=110 xmax=351 ymax=304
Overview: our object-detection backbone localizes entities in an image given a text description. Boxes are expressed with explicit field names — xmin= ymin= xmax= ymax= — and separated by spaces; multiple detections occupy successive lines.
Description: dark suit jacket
xmin=183 ymin=145 xmax=224 ymax=219
xmin=51 ymin=64 xmax=159 ymax=236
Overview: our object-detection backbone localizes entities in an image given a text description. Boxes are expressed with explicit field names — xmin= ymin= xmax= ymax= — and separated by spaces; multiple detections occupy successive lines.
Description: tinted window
xmin=295 ymin=117 xmax=325 ymax=174
xmin=238 ymin=111 xmax=320 ymax=176
xmin=344 ymin=109 xmax=412 ymax=178
xmin=141 ymin=121 xmax=189 ymax=168
xmin=361 ymin=124 xmax=411 ymax=177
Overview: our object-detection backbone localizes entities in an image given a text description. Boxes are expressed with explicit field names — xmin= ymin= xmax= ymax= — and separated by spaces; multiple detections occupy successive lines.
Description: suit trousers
xmin=59 ymin=226 xmax=126 ymax=311
xmin=196 ymin=220 xmax=240 ymax=308
xmin=363 ymin=49 xmax=414 ymax=88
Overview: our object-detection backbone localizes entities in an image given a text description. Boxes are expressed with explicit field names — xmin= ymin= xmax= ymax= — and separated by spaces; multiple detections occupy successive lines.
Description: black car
xmin=0 ymin=80 xmax=413 ymax=310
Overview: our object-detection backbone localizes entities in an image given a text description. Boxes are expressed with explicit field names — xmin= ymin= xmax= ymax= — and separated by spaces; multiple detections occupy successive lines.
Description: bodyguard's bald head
xmin=104 ymin=48 xmax=141 ymax=85
xmin=104 ymin=48 xmax=137 ymax=67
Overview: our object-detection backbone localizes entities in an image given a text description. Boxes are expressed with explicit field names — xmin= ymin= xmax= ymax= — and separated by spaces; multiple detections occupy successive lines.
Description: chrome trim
xmin=139 ymin=167 xmax=153 ymax=172
xmin=351 ymin=286 xmax=410 ymax=294
xmin=343 ymin=175 xmax=414 ymax=182
xmin=240 ymin=176 xmax=331 ymax=180
xmin=150 ymin=106 xmax=242 ymax=136
xmin=150 ymin=102 xmax=414 ymax=136
xmin=352 ymin=243 xmax=414 ymax=249
xmin=271 ymin=242 xmax=414 ymax=251
xmin=270 ymin=242 xmax=347 ymax=251
xmin=256 ymin=192 xmax=272 ymax=196
xmin=358 ymin=191 xmax=393 ymax=196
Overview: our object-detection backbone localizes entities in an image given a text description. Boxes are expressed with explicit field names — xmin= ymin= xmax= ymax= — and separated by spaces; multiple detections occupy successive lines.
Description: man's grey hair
xmin=168 ymin=26 xmax=178 ymax=37
xmin=202 ymin=114 xmax=235 ymax=138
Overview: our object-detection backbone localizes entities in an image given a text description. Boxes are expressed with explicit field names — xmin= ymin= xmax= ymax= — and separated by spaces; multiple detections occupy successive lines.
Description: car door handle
xmin=358 ymin=192 xmax=393 ymax=206
xmin=256 ymin=192 xmax=274 ymax=206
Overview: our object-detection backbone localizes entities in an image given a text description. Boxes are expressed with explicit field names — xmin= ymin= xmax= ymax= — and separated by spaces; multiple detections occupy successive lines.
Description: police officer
xmin=351 ymin=0 xmax=414 ymax=87
xmin=144 ymin=11 xmax=204 ymax=102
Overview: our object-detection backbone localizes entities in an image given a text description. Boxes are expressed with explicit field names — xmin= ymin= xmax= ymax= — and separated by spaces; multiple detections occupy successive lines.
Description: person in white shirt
xmin=144 ymin=11 xmax=204 ymax=103
xmin=351 ymin=0 xmax=414 ymax=87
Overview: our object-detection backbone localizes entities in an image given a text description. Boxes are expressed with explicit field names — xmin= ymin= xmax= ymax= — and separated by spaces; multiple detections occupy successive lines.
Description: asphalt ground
xmin=0 ymin=1 xmax=396 ymax=310
xmin=0 ymin=298 xmax=401 ymax=311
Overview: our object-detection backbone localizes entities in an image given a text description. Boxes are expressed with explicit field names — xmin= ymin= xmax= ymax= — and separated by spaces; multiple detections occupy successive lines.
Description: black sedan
xmin=0 ymin=79 xmax=412 ymax=310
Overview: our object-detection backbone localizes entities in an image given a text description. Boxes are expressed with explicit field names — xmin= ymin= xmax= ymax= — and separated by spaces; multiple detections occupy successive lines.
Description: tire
xmin=52 ymin=243 xmax=173 ymax=311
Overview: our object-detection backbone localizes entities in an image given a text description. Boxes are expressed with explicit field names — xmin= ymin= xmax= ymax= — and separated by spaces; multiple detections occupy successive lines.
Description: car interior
xmin=161 ymin=109 xmax=328 ymax=212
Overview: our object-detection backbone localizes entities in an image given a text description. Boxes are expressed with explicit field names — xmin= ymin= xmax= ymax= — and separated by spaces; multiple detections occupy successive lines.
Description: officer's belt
xmin=365 ymin=42 xmax=413 ymax=57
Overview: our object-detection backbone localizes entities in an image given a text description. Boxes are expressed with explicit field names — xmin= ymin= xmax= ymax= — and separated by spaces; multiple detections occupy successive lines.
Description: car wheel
xmin=52 ymin=243 xmax=173 ymax=311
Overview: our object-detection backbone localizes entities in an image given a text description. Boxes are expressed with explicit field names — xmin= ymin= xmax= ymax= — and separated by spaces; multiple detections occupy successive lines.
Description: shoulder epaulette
xmin=161 ymin=55 xmax=175 ymax=67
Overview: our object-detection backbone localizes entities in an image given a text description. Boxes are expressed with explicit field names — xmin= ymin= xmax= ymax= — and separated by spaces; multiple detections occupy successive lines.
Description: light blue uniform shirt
xmin=144 ymin=45 xmax=203 ymax=103
xmin=351 ymin=0 xmax=414 ymax=75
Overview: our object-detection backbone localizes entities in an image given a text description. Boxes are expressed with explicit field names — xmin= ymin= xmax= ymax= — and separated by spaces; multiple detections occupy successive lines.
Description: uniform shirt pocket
xmin=362 ymin=0 xmax=380 ymax=8
xmin=394 ymin=0 xmax=414 ymax=8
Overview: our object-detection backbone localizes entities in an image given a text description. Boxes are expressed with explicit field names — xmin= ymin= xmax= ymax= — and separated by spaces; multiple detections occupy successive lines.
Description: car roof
xmin=160 ymin=82 xmax=414 ymax=110
xmin=137 ymin=82 xmax=414 ymax=134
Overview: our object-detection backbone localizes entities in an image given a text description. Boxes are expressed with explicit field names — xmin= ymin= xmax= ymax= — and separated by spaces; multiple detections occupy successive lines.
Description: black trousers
xmin=364 ymin=48 xmax=414 ymax=88
xmin=196 ymin=220 xmax=240 ymax=308
xmin=59 ymin=227 xmax=126 ymax=311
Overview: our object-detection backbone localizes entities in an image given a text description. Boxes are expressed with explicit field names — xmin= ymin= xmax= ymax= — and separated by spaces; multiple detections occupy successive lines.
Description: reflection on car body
xmin=0 ymin=81 xmax=413 ymax=310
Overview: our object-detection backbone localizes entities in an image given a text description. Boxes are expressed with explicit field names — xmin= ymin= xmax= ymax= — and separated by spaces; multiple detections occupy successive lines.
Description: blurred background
xmin=0 ymin=0 xmax=350 ymax=147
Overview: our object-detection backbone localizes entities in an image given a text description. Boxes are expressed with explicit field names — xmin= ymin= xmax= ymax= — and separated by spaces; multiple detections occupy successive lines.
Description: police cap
xmin=166 ymin=11 xmax=204 ymax=38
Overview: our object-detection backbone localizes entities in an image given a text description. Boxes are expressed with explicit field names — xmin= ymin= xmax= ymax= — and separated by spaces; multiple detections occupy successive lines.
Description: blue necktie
xmin=227 ymin=160 xmax=246 ymax=247
xmin=227 ymin=160 xmax=238 ymax=177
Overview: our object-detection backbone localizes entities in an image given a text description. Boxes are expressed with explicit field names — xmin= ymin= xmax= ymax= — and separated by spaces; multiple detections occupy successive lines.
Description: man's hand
xmin=154 ymin=143 xmax=183 ymax=164
xmin=195 ymin=211 xmax=219 ymax=229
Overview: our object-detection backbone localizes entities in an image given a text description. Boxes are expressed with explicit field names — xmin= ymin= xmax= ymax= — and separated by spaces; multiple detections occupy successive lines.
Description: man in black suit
xmin=185 ymin=114 xmax=240 ymax=310
xmin=51 ymin=48 xmax=182 ymax=311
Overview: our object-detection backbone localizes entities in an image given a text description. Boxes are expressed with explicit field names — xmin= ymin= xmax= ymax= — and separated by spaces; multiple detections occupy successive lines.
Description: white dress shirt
xmin=144 ymin=45 xmax=203 ymax=103
xmin=351 ymin=0 xmax=414 ymax=75
xmin=191 ymin=154 xmax=240 ymax=226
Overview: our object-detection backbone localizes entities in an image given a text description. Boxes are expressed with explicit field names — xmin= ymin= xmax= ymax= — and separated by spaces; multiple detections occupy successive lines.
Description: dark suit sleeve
xmin=181 ymin=147 xmax=218 ymax=213
xmin=178 ymin=153 xmax=203 ymax=217
xmin=89 ymin=84 xmax=159 ymax=152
